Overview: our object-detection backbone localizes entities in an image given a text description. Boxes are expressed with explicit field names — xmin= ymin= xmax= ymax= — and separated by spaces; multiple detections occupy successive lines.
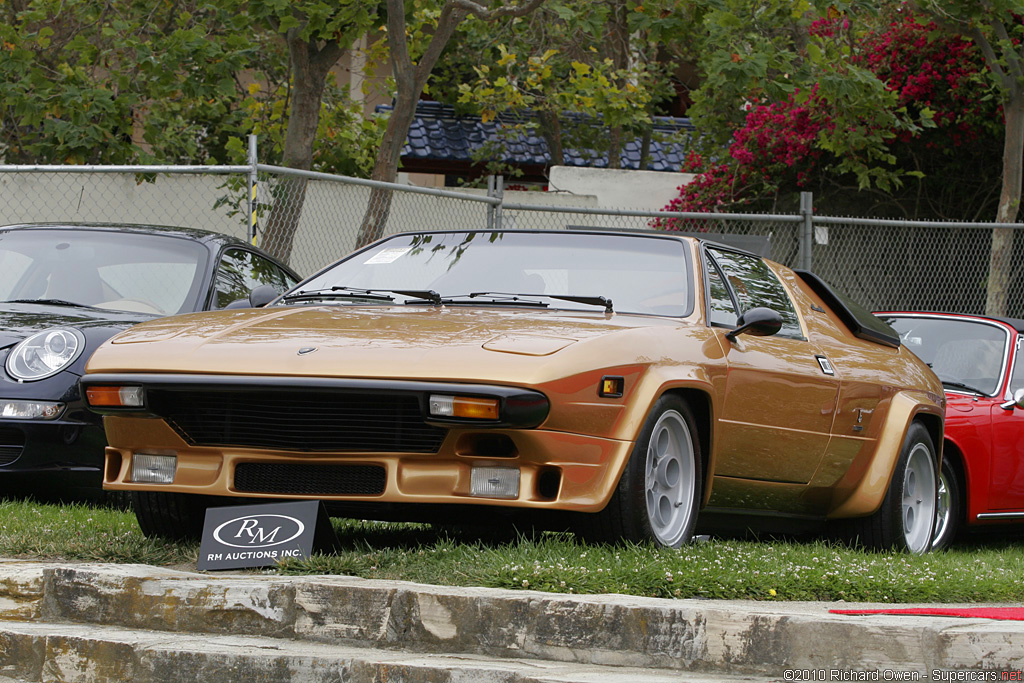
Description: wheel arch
xmin=915 ymin=412 xmax=943 ymax=463
xmin=657 ymin=387 xmax=713 ymax=507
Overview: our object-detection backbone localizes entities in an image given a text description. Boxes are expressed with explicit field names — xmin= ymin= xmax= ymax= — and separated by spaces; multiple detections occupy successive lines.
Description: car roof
xmin=878 ymin=310 xmax=1024 ymax=334
xmin=0 ymin=222 xmax=248 ymax=248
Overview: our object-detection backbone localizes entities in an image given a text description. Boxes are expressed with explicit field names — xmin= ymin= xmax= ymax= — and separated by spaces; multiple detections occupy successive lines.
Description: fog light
xmin=131 ymin=454 xmax=176 ymax=484
xmin=470 ymin=467 xmax=520 ymax=499
xmin=429 ymin=394 xmax=500 ymax=419
xmin=0 ymin=400 xmax=65 ymax=420
xmin=85 ymin=385 xmax=144 ymax=408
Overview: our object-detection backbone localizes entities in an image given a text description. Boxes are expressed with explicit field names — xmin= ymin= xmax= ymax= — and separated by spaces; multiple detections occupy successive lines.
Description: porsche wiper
xmin=4 ymin=298 xmax=97 ymax=309
xmin=446 ymin=292 xmax=614 ymax=313
xmin=941 ymin=380 xmax=986 ymax=395
xmin=281 ymin=287 xmax=395 ymax=303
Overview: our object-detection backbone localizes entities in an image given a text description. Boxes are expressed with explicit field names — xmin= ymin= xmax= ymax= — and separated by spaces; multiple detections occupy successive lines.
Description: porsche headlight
xmin=5 ymin=329 xmax=86 ymax=382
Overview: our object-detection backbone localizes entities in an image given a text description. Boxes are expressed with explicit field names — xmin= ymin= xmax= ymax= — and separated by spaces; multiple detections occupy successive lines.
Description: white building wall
xmin=547 ymin=166 xmax=693 ymax=211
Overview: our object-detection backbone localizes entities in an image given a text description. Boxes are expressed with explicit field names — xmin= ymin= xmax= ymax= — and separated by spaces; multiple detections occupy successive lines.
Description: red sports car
xmin=875 ymin=311 xmax=1024 ymax=549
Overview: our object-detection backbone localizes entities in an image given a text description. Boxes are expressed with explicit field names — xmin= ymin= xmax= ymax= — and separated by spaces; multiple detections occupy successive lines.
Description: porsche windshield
xmin=294 ymin=231 xmax=694 ymax=317
xmin=0 ymin=228 xmax=207 ymax=315
xmin=880 ymin=315 xmax=1009 ymax=396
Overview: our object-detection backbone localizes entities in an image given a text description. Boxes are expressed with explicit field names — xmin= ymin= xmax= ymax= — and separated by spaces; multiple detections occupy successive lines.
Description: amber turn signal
xmin=85 ymin=385 xmax=144 ymax=408
xmin=599 ymin=376 xmax=624 ymax=398
xmin=429 ymin=394 xmax=500 ymax=419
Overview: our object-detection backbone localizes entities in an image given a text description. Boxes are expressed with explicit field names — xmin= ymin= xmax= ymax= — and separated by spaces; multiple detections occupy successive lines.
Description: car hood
xmin=87 ymin=305 xmax=690 ymax=384
xmin=0 ymin=302 xmax=154 ymax=349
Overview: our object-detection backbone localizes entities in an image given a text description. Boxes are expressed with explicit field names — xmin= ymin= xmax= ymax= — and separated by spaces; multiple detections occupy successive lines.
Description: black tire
xmin=131 ymin=491 xmax=214 ymax=541
xmin=578 ymin=395 xmax=702 ymax=548
xmin=931 ymin=455 xmax=962 ymax=551
xmin=849 ymin=422 xmax=938 ymax=553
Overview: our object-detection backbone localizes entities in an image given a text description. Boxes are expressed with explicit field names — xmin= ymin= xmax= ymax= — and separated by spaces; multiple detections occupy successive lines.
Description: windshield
xmin=0 ymin=228 xmax=208 ymax=315
xmin=291 ymin=231 xmax=694 ymax=317
xmin=880 ymin=315 xmax=1009 ymax=395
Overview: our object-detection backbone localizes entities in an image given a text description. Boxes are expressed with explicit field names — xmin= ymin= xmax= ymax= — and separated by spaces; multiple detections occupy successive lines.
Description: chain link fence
xmin=2 ymin=161 xmax=1023 ymax=317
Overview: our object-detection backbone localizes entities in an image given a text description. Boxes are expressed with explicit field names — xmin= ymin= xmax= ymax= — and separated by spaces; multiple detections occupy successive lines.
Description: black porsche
xmin=0 ymin=223 xmax=299 ymax=499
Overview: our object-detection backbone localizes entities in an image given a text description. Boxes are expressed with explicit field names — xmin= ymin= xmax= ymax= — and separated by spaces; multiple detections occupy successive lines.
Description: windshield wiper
xmin=443 ymin=292 xmax=549 ymax=308
xmin=393 ymin=290 xmax=442 ymax=305
xmin=941 ymin=380 xmax=987 ymax=395
xmin=281 ymin=287 xmax=395 ymax=304
xmin=4 ymin=298 xmax=96 ymax=309
xmin=447 ymin=292 xmax=614 ymax=313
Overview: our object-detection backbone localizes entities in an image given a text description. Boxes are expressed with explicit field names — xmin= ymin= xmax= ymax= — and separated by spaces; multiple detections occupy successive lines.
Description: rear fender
xmin=828 ymin=391 xmax=943 ymax=519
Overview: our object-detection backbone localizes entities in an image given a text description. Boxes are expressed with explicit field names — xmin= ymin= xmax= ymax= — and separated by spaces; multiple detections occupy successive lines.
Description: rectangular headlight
xmin=130 ymin=454 xmax=176 ymax=484
xmin=429 ymin=394 xmax=500 ymax=420
xmin=0 ymin=400 xmax=65 ymax=420
xmin=85 ymin=385 xmax=144 ymax=408
xmin=470 ymin=467 xmax=520 ymax=499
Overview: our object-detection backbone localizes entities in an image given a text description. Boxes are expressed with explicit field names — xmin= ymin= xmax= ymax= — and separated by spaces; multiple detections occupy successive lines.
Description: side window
xmin=213 ymin=249 xmax=293 ymax=309
xmin=706 ymin=247 xmax=803 ymax=338
xmin=704 ymin=252 xmax=738 ymax=327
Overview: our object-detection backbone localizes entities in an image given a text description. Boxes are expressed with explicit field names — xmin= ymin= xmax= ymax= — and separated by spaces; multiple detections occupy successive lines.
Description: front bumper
xmin=100 ymin=414 xmax=633 ymax=512
xmin=0 ymin=408 xmax=107 ymax=489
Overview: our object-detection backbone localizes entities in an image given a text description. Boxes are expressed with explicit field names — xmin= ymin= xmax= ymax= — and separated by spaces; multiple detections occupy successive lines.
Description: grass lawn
xmin=1 ymin=497 xmax=1022 ymax=603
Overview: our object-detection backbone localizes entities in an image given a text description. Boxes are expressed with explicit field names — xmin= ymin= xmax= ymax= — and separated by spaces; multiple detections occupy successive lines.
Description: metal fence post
xmin=495 ymin=175 xmax=504 ymax=230
xmin=487 ymin=175 xmax=495 ymax=229
xmin=247 ymin=134 xmax=258 ymax=245
xmin=799 ymin=191 xmax=813 ymax=271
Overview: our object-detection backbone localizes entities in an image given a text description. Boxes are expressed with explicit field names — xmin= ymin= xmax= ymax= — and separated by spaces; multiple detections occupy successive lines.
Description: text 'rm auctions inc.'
xmin=783 ymin=670 xmax=1023 ymax=681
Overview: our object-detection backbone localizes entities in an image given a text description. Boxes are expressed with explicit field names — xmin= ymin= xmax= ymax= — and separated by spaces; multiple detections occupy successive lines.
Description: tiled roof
xmin=377 ymin=101 xmax=694 ymax=172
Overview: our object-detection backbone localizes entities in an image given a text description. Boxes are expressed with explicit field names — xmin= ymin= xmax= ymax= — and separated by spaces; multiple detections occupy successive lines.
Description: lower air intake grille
xmin=0 ymin=427 xmax=24 ymax=466
xmin=234 ymin=462 xmax=386 ymax=496
xmin=146 ymin=388 xmax=448 ymax=453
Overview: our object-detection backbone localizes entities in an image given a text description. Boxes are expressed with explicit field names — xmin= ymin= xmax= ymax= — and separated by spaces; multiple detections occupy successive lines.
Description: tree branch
xmin=450 ymin=0 xmax=547 ymax=21
xmin=990 ymin=14 xmax=1024 ymax=83
xmin=969 ymin=24 xmax=1011 ymax=89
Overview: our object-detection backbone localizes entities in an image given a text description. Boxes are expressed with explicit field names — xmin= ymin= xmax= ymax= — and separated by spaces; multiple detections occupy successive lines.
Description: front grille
xmin=234 ymin=462 xmax=386 ymax=496
xmin=146 ymin=388 xmax=448 ymax=453
xmin=0 ymin=427 xmax=24 ymax=466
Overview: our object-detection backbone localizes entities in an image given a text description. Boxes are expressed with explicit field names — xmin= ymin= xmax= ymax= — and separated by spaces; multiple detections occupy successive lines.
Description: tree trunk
xmin=639 ymin=127 xmax=652 ymax=171
xmin=608 ymin=126 xmax=622 ymax=169
xmin=261 ymin=32 xmax=339 ymax=264
xmin=356 ymin=0 xmax=546 ymax=248
xmin=536 ymin=109 xmax=564 ymax=170
xmin=356 ymin=95 xmax=421 ymax=248
xmin=984 ymin=94 xmax=1024 ymax=316
xmin=604 ymin=0 xmax=628 ymax=170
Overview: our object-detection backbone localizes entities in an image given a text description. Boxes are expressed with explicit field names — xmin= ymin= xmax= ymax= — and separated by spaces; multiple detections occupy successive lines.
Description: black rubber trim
xmin=81 ymin=373 xmax=550 ymax=428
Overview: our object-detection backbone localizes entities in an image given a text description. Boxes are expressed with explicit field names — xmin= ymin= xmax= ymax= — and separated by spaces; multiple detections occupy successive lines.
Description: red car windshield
xmin=880 ymin=315 xmax=1009 ymax=396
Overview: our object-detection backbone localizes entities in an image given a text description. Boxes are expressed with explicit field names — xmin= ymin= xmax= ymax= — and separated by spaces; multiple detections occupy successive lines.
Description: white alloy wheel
xmin=932 ymin=468 xmax=952 ymax=549
xmin=902 ymin=441 xmax=938 ymax=554
xmin=644 ymin=409 xmax=697 ymax=547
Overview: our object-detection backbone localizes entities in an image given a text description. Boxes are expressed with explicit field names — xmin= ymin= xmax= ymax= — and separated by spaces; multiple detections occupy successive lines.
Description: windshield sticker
xmin=364 ymin=248 xmax=411 ymax=265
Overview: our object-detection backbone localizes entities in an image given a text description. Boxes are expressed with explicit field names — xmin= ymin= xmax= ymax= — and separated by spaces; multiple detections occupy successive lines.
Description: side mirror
xmin=248 ymin=284 xmax=281 ymax=308
xmin=725 ymin=307 xmax=783 ymax=341
xmin=1000 ymin=387 xmax=1024 ymax=411
xmin=224 ymin=284 xmax=281 ymax=309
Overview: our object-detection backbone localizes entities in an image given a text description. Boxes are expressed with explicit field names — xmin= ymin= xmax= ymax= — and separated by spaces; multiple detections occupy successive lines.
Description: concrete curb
xmin=1 ymin=560 xmax=1022 ymax=680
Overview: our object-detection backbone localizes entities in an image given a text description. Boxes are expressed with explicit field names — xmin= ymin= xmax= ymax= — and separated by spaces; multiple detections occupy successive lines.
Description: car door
xmin=209 ymin=248 xmax=299 ymax=310
xmin=705 ymin=246 xmax=840 ymax=484
xmin=989 ymin=331 xmax=1024 ymax=512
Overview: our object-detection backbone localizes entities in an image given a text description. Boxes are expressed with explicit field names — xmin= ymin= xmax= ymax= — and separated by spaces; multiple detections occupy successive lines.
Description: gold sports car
xmin=81 ymin=230 xmax=944 ymax=552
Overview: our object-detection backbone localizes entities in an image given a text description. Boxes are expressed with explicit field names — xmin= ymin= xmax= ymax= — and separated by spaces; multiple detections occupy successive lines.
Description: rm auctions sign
xmin=197 ymin=500 xmax=339 ymax=571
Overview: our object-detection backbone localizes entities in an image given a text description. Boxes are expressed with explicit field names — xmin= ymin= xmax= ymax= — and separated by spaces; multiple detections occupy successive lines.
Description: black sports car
xmin=0 ymin=223 xmax=299 ymax=499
